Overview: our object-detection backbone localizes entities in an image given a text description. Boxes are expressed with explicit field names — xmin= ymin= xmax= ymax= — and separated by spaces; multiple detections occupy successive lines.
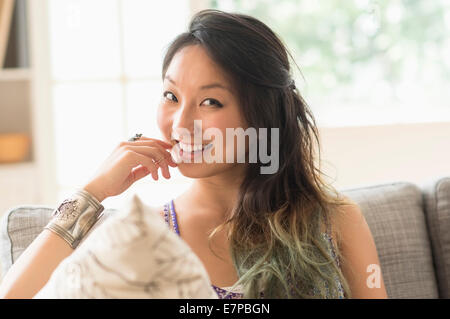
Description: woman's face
xmin=157 ymin=44 xmax=248 ymax=178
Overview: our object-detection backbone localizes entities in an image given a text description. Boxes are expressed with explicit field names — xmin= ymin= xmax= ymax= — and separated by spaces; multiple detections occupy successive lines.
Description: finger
xmin=136 ymin=164 xmax=158 ymax=181
xmin=154 ymin=155 xmax=171 ymax=179
xmin=153 ymin=147 xmax=177 ymax=174
xmin=122 ymin=150 xmax=159 ymax=181
xmin=142 ymin=142 xmax=177 ymax=167
xmin=122 ymin=145 xmax=174 ymax=179
xmin=131 ymin=165 xmax=151 ymax=182
xmin=126 ymin=136 xmax=173 ymax=149
xmin=119 ymin=138 xmax=178 ymax=167
xmin=165 ymin=151 xmax=178 ymax=167
xmin=137 ymin=136 xmax=173 ymax=145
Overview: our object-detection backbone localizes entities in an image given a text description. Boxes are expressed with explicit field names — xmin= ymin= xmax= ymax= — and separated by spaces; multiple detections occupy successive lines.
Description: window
xmin=211 ymin=0 xmax=450 ymax=127
xmin=48 ymin=0 xmax=195 ymax=207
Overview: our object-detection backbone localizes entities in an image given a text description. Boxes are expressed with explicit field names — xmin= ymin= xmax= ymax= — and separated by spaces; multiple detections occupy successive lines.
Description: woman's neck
xmin=179 ymin=166 xmax=246 ymax=224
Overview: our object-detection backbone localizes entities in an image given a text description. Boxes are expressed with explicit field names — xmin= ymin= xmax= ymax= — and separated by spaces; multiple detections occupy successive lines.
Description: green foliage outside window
xmin=210 ymin=0 xmax=450 ymax=119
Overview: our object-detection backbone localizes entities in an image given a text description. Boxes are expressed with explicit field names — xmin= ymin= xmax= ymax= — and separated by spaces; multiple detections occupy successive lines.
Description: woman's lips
xmin=179 ymin=142 xmax=213 ymax=152
xmin=171 ymin=141 xmax=214 ymax=162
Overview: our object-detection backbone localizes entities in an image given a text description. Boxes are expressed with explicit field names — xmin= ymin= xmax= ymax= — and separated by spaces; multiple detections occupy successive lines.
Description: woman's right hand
xmin=82 ymin=136 xmax=178 ymax=202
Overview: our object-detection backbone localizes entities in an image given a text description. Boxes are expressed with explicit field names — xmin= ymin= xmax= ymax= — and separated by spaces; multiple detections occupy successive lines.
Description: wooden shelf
xmin=0 ymin=160 xmax=35 ymax=172
xmin=0 ymin=67 xmax=31 ymax=81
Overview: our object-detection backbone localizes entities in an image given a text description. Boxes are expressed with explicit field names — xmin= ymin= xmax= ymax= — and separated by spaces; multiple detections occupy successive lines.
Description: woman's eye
xmin=202 ymin=98 xmax=223 ymax=108
xmin=163 ymin=91 xmax=178 ymax=102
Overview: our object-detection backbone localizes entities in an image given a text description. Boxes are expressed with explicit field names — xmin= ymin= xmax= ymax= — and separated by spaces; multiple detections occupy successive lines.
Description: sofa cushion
xmin=0 ymin=205 xmax=53 ymax=276
xmin=422 ymin=177 xmax=450 ymax=298
xmin=0 ymin=204 xmax=117 ymax=278
xmin=342 ymin=182 xmax=439 ymax=298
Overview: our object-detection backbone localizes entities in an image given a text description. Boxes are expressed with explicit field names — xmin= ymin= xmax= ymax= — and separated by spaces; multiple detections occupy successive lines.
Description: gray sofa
xmin=1 ymin=177 xmax=449 ymax=299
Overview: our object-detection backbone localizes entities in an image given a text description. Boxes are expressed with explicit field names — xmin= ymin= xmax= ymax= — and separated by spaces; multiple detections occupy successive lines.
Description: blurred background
xmin=0 ymin=0 xmax=449 ymax=216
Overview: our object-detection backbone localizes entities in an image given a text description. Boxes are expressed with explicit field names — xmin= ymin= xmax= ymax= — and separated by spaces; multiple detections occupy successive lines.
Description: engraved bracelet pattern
xmin=45 ymin=189 xmax=105 ymax=249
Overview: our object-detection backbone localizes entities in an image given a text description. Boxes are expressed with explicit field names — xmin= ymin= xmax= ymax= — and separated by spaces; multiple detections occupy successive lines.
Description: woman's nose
xmin=171 ymin=103 xmax=201 ymax=141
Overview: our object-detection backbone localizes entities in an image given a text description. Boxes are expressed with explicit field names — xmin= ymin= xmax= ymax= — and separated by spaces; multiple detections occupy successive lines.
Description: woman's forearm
xmin=0 ymin=229 xmax=73 ymax=299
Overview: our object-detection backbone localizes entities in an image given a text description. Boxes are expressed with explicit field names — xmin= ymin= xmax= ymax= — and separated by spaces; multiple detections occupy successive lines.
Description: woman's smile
xmin=171 ymin=140 xmax=215 ymax=162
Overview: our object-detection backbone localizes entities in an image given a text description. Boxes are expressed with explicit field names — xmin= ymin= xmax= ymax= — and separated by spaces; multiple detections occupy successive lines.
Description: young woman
xmin=0 ymin=10 xmax=387 ymax=299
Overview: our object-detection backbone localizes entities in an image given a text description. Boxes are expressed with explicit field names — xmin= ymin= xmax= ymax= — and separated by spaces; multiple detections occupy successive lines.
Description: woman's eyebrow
xmin=164 ymin=75 xmax=231 ymax=93
xmin=199 ymin=83 xmax=231 ymax=92
xmin=164 ymin=75 xmax=177 ymax=85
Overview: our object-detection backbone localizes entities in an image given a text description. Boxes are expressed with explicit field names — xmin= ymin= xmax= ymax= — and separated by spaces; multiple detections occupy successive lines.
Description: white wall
xmin=319 ymin=122 xmax=450 ymax=191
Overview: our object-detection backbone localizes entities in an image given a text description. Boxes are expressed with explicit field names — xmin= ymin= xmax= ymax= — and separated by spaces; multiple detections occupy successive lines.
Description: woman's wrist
xmin=82 ymin=183 xmax=107 ymax=203
xmin=44 ymin=189 xmax=105 ymax=249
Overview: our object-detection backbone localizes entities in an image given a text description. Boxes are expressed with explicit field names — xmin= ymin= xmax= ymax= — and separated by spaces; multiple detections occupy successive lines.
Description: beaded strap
xmin=170 ymin=200 xmax=180 ymax=235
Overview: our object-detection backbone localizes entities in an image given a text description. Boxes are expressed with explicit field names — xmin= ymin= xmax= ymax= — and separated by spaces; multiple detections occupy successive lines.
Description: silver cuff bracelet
xmin=45 ymin=189 xmax=105 ymax=249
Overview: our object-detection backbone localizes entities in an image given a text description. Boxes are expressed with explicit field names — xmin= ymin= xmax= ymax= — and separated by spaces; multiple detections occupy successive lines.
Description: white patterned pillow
xmin=34 ymin=194 xmax=217 ymax=299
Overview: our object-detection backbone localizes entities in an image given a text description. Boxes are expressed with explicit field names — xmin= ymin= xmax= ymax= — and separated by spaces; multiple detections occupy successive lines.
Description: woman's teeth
xmin=179 ymin=142 xmax=213 ymax=153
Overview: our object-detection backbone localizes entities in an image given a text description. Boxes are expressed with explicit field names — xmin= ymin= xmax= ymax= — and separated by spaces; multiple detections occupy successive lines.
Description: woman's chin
xmin=176 ymin=162 xmax=216 ymax=179
xmin=176 ymin=162 xmax=235 ymax=179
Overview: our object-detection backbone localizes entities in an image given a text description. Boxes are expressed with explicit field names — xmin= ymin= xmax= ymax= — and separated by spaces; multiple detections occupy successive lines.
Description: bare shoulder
xmin=322 ymin=198 xmax=366 ymax=252
xmin=335 ymin=199 xmax=365 ymax=229
xmin=329 ymin=197 xmax=388 ymax=298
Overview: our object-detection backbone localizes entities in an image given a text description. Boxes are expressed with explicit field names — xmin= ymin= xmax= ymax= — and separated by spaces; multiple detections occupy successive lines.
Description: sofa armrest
xmin=422 ymin=177 xmax=450 ymax=298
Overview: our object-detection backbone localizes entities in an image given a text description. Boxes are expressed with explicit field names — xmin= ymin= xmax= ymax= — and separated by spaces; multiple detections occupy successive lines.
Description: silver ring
xmin=154 ymin=157 xmax=165 ymax=164
xmin=128 ymin=133 xmax=143 ymax=142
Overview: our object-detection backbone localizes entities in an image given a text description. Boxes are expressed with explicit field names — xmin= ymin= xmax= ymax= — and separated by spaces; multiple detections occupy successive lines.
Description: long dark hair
xmin=162 ymin=9 xmax=352 ymax=298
